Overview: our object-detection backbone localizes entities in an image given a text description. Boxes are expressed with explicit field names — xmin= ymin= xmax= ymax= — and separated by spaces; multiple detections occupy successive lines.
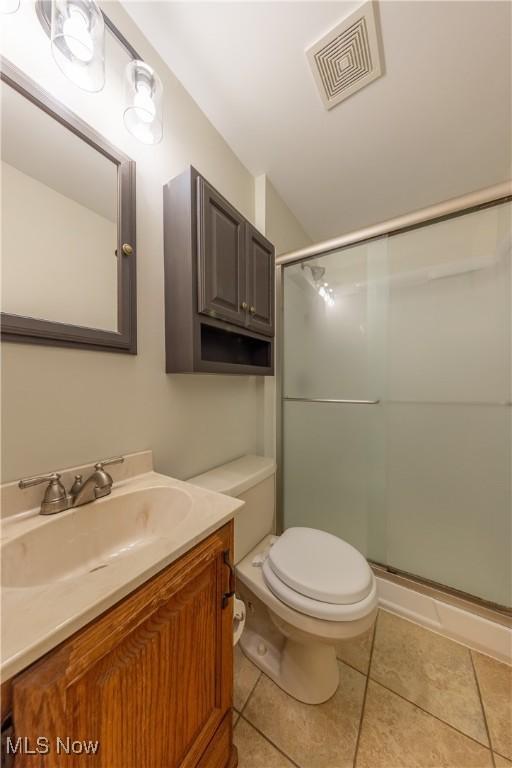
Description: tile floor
xmin=233 ymin=609 xmax=512 ymax=768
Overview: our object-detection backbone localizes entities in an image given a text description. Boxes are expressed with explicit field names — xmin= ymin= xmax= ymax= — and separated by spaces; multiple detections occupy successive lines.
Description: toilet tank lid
xmin=188 ymin=455 xmax=276 ymax=498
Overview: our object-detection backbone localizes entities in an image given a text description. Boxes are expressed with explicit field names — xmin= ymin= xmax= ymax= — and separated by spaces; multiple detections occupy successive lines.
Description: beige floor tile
xmin=494 ymin=754 xmax=512 ymax=767
xmin=336 ymin=621 xmax=375 ymax=674
xmin=472 ymin=652 xmax=512 ymax=760
xmin=244 ymin=662 xmax=365 ymax=768
xmin=356 ymin=681 xmax=493 ymax=768
xmin=234 ymin=718 xmax=296 ymax=768
xmin=234 ymin=645 xmax=261 ymax=712
xmin=370 ymin=610 xmax=488 ymax=745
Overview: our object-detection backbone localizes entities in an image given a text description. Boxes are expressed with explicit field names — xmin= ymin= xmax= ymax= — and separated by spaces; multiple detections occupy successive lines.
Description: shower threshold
xmin=370 ymin=561 xmax=512 ymax=628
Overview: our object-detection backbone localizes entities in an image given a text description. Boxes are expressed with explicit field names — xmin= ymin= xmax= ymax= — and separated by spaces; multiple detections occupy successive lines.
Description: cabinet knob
xmin=250 ymin=306 xmax=256 ymax=315
xmin=241 ymin=301 xmax=248 ymax=311
xmin=121 ymin=243 xmax=133 ymax=256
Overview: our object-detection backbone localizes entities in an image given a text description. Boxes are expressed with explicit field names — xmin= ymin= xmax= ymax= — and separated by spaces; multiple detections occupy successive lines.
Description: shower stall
xmin=278 ymin=187 xmax=512 ymax=612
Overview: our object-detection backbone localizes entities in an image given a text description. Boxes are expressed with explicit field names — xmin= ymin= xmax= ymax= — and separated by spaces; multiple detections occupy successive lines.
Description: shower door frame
xmin=275 ymin=180 xmax=512 ymax=620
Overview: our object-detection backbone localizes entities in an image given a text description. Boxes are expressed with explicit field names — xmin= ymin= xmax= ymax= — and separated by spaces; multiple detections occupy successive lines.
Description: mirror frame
xmin=0 ymin=57 xmax=137 ymax=354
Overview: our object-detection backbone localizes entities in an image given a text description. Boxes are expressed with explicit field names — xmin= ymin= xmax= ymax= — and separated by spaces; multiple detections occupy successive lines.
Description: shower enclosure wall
xmin=279 ymin=193 xmax=511 ymax=611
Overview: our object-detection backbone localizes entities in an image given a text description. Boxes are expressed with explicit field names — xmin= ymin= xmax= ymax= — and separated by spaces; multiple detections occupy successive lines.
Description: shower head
xmin=301 ymin=263 xmax=326 ymax=282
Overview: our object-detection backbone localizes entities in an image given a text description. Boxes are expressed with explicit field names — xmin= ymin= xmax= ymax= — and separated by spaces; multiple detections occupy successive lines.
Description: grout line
xmin=469 ymin=649 xmax=496 ymax=767
xmin=239 ymin=668 xmax=263 ymax=718
xmin=238 ymin=713 xmax=302 ymax=768
xmin=370 ymin=677 xmax=496 ymax=755
xmin=493 ymin=752 xmax=512 ymax=764
xmin=335 ymin=655 xmax=370 ymax=678
xmin=352 ymin=618 xmax=378 ymax=767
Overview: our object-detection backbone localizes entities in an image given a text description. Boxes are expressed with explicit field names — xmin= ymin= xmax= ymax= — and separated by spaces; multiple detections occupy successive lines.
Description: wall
xmin=2 ymin=161 xmax=117 ymax=330
xmin=255 ymin=174 xmax=312 ymax=257
xmin=253 ymin=174 xmax=313 ymax=459
xmin=0 ymin=1 xmax=265 ymax=482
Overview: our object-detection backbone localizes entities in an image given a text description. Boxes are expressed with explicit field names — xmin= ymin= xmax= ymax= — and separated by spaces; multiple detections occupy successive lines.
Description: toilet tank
xmin=189 ymin=455 xmax=276 ymax=564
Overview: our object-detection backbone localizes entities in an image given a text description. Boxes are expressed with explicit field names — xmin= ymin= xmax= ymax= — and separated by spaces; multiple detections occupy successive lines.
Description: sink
xmin=1 ymin=461 xmax=244 ymax=682
xmin=2 ymin=486 xmax=191 ymax=588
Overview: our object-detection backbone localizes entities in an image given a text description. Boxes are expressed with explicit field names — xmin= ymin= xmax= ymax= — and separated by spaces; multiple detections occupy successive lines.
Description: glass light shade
xmin=50 ymin=0 xmax=105 ymax=92
xmin=0 ymin=0 xmax=20 ymax=13
xmin=123 ymin=60 xmax=163 ymax=145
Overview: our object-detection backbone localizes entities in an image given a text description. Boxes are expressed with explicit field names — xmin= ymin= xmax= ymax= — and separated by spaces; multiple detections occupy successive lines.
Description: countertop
xmin=1 ymin=470 xmax=243 ymax=681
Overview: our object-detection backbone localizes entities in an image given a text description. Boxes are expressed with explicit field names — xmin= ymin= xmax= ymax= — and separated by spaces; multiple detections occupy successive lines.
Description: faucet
xmin=18 ymin=457 xmax=124 ymax=515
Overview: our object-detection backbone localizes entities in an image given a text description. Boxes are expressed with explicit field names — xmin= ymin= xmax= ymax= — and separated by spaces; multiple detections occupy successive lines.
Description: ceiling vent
xmin=307 ymin=1 xmax=383 ymax=111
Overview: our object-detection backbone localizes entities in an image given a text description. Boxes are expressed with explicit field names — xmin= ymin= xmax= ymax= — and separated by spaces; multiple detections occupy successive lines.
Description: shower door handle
xmin=283 ymin=397 xmax=380 ymax=405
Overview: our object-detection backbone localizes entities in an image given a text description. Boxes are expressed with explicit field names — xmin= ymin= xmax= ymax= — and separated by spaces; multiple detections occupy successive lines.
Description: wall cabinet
xmin=245 ymin=223 xmax=275 ymax=337
xmin=164 ymin=167 xmax=275 ymax=375
xmin=197 ymin=177 xmax=246 ymax=329
xmin=5 ymin=523 xmax=236 ymax=768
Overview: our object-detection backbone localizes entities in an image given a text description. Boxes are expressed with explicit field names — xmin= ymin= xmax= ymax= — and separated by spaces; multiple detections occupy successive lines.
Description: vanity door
xmin=11 ymin=523 xmax=234 ymax=768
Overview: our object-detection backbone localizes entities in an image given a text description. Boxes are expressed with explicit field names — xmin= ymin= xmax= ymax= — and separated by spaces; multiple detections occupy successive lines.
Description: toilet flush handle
xmin=222 ymin=550 xmax=236 ymax=609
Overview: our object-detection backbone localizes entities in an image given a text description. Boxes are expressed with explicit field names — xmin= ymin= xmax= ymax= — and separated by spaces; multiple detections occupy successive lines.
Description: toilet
xmin=190 ymin=455 xmax=378 ymax=705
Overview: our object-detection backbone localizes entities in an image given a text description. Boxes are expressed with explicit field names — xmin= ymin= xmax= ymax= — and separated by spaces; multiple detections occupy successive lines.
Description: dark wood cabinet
xmin=245 ymin=224 xmax=275 ymax=337
xmin=8 ymin=524 xmax=236 ymax=768
xmin=163 ymin=167 xmax=274 ymax=375
xmin=197 ymin=178 xmax=246 ymax=328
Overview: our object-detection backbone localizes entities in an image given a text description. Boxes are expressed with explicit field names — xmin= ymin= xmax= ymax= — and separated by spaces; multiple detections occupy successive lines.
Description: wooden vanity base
xmin=3 ymin=522 xmax=236 ymax=768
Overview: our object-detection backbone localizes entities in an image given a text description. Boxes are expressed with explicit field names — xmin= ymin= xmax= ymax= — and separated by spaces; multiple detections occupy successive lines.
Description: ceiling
xmin=123 ymin=1 xmax=512 ymax=244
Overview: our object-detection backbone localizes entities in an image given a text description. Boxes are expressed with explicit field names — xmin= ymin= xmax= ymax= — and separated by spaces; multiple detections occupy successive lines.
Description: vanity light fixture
xmin=35 ymin=0 xmax=164 ymax=144
xmin=50 ymin=0 xmax=105 ymax=92
xmin=123 ymin=59 xmax=163 ymax=145
xmin=0 ymin=0 xmax=20 ymax=13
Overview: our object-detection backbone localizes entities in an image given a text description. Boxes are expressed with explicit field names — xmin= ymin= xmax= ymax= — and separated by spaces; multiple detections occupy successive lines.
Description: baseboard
xmin=376 ymin=575 xmax=512 ymax=665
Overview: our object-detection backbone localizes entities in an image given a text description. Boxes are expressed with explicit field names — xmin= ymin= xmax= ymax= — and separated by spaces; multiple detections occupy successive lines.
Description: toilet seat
xmin=261 ymin=527 xmax=376 ymax=622
xmin=262 ymin=557 xmax=377 ymax=622
xmin=267 ymin=527 xmax=373 ymax=605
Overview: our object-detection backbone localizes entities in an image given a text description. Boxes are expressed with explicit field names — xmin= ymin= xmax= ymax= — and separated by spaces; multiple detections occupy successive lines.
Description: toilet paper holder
xmin=233 ymin=597 xmax=246 ymax=646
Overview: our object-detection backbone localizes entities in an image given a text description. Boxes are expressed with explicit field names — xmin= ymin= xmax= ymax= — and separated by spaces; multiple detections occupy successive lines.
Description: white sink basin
xmin=2 ymin=486 xmax=192 ymax=588
xmin=1 ymin=468 xmax=244 ymax=681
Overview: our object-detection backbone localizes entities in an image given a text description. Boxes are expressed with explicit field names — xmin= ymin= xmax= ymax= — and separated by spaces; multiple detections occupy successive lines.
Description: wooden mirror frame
xmin=0 ymin=57 xmax=137 ymax=354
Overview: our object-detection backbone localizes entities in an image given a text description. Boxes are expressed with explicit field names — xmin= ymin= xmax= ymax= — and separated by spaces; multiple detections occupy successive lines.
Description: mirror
xmin=0 ymin=59 xmax=136 ymax=353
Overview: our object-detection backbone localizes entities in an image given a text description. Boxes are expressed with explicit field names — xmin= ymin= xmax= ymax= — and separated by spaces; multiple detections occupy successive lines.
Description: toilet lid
xmin=267 ymin=527 xmax=373 ymax=605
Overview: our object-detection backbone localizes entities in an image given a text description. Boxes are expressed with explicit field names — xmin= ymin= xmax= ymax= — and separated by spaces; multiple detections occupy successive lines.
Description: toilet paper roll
xmin=233 ymin=597 xmax=246 ymax=646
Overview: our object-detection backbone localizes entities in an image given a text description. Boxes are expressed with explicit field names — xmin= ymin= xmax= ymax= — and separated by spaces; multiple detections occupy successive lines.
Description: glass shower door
xmin=282 ymin=237 xmax=388 ymax=563
xmin=282 ymin=199 xmax=511 ymax=608
xmin=383 ymin=202 xmax=511 ymax=606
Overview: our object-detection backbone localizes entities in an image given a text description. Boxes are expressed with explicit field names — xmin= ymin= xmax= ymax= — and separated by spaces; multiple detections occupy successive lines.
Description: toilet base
xmin=239 ymin=625 xmax=339 ymax=705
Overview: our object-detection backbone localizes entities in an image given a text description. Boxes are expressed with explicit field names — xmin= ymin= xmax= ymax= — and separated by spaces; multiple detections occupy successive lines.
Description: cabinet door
xmin=245 ymin=224 xmax=275 ymax=337
xmin=197 ymin=177 xmax=246 ymax=327
xmin=11 ymin=524 xmax=234 ymax=768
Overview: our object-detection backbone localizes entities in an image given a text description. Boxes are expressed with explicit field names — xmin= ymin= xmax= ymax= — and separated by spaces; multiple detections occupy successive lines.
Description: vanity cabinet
xmin=8 ymin=523 xmax=236 ymax=768
xmin=163 ymin=167 xmax=275 ymax=375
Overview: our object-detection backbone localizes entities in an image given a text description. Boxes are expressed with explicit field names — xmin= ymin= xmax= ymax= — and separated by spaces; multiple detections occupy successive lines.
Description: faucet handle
xmin=94 ymin=457 xmax=124 ymax=471
xmin=19 ymin=472 xmax=62 ymax=489
xmin=18 ymin=472 xmax=69 ymax=515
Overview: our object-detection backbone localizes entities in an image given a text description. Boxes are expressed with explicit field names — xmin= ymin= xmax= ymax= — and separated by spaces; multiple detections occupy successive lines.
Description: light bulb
xmin=133 ymin=82 xmax=156 ymax=124
xmin=62 ymin=6 xmax=93 ymax=62
xmin=50 ymin=0 xmax=104 ymax=91
xmin=0 ymin=0 xmax=20 ymax=13
xmin=124 ymin=60 xmax=163 ymax=145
